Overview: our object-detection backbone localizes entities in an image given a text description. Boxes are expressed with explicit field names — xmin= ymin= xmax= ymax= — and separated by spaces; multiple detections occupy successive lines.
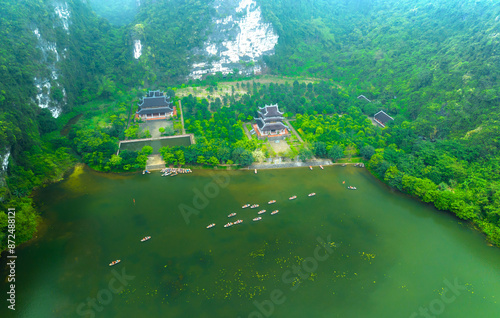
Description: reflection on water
xmin=1 ymin=166 xmax=499 ymax=318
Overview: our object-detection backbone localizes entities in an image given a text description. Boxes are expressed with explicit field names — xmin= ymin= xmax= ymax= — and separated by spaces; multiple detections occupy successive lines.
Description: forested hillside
xmin=132 ymin=0 xmax=213 ymax=83
xmin=261 ymin=0 xmax=500 ymax=136
xmin=256 ymin=0 xmax=500 ymax=244
xmin=0 ymin=0 xmax=139 ymax=249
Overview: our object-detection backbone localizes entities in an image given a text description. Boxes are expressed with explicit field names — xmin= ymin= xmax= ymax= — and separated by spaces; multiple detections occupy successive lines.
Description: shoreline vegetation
xmin=2 ymin=76 xmax=500 ymax=253
xmin=3 ymin=76 xmax=500 ymax=252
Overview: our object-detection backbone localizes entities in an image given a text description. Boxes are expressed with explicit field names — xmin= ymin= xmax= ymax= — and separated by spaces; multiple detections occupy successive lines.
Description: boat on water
xmin=109 ymin=260 xmax=121 ymax=266
xmin=271 ymin=210 xmax=279 ymax=215
xmin=308 ymin=193 xmax=316 ymax=197
xmin=224 ymin=222 xmax=234 ymax=228
xmin=228 ymin=213 xmax=237 ymax=218
xmin=258 ymin=210 xmax=266 ymax=215
xmin=253 ymin=217 xmax=262 ymax=221
xmin=289 ymin=196 xmax=297 ymax=200
xmin=309 ymin=166 xmax=313 ymax=170
xmin=206 ymin=223 xmax=216 ymax=229
xmin=162 ymin=172 xmax=172 ymax=177
xmin=250 ymin=204 xmax=259 ymax=208
xmin=234 ymin=219 xmax=243 ymax=225
xmin=268 ymin=200 xmax=276 ymax=204
xmin=242 ymin=204 xmax=251 ymax=208
xmin=347 ymin=186 xmax=357 ymax=190
xmin=141 ymin=236 xmax=151 ymax=242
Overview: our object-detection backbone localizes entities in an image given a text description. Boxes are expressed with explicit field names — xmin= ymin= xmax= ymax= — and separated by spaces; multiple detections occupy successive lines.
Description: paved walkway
xmin=140 ymin=120 xmax=170 ymax=138
xmin=284 ymin=119 xmax=304 ymax=143
xmin=178 ymin=100 xmax=186 ymax=134
xmin=249 ymin=159 xmax=333 ymax=170
xmin=146 ymin=154 xmax=166 ymax=171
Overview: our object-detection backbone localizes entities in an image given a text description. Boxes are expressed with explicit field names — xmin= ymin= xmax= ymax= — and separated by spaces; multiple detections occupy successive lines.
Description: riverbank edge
xmin=0 ymin=160 xmax=81 ymax=255
xmin=5 ymin=159 xmax=498 ymax=255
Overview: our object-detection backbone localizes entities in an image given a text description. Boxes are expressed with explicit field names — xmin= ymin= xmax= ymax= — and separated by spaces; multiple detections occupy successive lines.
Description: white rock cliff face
xmin=134 ymin=40 xmax=142 ymax=59
xmin=32 ymin=22 xmax=69 ymax=118
xmin=54 ymin=2 xmax=71 ymax=33
xmin=190 ymin=0 xmax=279 ymax=79
xmin=1 ymin=150 xmax=10 ymax=171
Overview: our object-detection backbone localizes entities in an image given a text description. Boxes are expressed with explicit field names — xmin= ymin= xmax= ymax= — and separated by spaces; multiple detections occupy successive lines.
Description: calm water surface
xmin=1 ymin=165 xmax=499 ymax=317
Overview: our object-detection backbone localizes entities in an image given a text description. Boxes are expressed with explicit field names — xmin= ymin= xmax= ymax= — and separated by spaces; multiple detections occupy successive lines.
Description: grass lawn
xmin=174 ymin=75 xmax=323 ymax=101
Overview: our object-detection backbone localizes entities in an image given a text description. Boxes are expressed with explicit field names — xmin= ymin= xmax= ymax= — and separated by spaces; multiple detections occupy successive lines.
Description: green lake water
xmin=1 ymin=165 xmax=499 ymax=317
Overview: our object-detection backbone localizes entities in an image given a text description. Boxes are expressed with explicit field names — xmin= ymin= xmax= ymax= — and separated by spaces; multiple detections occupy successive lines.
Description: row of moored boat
xmin=206 ymin=193 xmax=316 ymax=229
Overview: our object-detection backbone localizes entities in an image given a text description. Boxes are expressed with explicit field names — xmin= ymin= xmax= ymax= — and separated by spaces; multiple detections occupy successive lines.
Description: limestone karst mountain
xmin=190 ymin=0 xmax=279 ymax=79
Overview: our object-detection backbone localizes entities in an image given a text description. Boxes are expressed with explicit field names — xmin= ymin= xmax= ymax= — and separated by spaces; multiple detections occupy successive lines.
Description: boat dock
xmin=161 ymin=168 xmax=192 ymax=176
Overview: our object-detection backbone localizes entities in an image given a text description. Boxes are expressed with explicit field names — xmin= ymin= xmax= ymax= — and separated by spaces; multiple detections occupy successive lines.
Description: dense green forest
xmin=1 ymin=0 xmax=500 ymax=250
xmin=0 ymin=0 xmax=128 ymax=251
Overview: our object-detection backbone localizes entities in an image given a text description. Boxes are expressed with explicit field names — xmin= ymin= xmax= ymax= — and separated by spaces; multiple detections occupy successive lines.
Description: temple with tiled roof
xmin=373 ymin=110 xmax=394 ymax=128
xmin=136 ymin=90 xmax=176 ymax=121
xmin=253 ymin=104 xmax=290 ymax=139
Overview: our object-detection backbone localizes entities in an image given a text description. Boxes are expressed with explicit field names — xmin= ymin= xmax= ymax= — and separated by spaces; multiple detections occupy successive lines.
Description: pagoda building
xmin=136 ymin=90 xmax=176 ymax=121
xmin=253 ymin=104 xmax=289 ymax=139
xmin=373 ymin=110 xmax=394 ymax=128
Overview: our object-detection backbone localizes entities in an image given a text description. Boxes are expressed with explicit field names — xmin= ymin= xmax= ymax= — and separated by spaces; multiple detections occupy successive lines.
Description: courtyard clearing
xmin=268 ymin=139 xmax=290 ymax=155
xmin=139 ymin=120 xmax=173 ymax=138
